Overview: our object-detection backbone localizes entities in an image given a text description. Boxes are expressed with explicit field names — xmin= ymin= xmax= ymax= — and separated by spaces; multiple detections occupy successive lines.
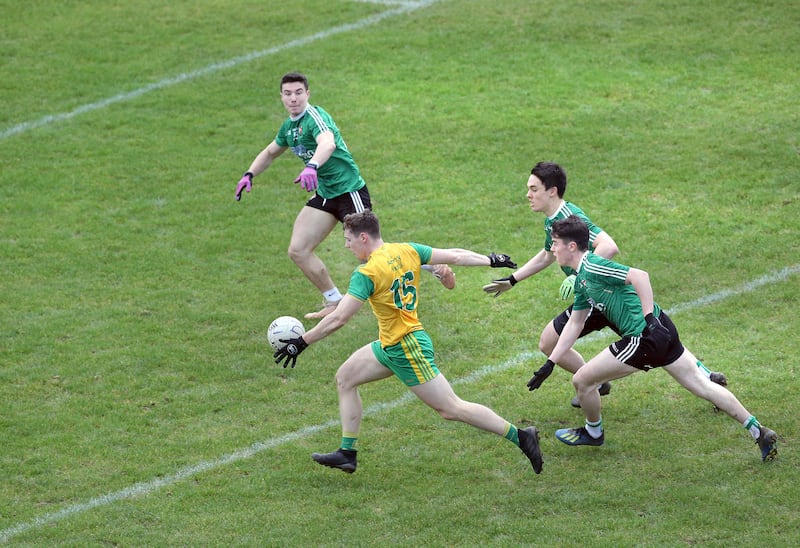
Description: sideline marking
xmin=2 ymin=264 xmax=797 ymax=542
xmin=0 ymin=1 xmax=437 ymax=141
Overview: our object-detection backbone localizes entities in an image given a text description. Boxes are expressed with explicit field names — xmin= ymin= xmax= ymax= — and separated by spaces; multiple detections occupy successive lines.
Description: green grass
xmin=1 ymin=0 xmax=798 ymax=545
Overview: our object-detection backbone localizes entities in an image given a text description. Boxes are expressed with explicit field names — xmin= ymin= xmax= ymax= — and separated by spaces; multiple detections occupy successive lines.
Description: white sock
xmin=696 ymin=359 xmax=711 ymax=379
xmin=743 ymin=415 xmax=761 ymax=440
xmin=323 ymin=288 xmax=343 ymax=303
xmin=585 ymin=418 xmax=603 ymax=438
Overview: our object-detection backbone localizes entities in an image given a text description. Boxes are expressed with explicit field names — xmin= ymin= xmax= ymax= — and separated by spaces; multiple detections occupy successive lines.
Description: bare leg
xmin=288 ymin=206 xmax=339 ymax=293
xmin=334 ymin=344 xmax=394 ymax=435
xmin=410 ymin=374 xmax=510 ymax=435
xmin=572 ymin=348 xmax=637 ymax=423
xmin=539 ymin=320 xmax=585 ymax=373
xmin=664 ymin=350 xmax=751 ymax=422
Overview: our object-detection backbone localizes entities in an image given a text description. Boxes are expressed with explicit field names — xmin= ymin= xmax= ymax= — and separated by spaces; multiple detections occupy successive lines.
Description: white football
xmin=267 ymin=316 xmax=306 ymax=351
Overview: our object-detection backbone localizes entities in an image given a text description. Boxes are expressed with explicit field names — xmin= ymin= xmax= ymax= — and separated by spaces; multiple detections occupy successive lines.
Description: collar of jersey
xmin=289 ymin=107 xmax=309 ymax=122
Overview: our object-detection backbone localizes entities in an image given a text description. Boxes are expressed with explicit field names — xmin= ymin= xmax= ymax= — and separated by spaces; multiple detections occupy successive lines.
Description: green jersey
xmin=543 ymin=201 xmax=603 ymax=276
xmin=572 ymin=252 xmax=662 ymax=337
xmin=275 ymin=105 xmax=365 ymax=199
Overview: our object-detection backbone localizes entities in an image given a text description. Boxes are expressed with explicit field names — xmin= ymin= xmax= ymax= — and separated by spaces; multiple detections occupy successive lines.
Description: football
xmin=267 ymin=316 xmax=306 ymax=351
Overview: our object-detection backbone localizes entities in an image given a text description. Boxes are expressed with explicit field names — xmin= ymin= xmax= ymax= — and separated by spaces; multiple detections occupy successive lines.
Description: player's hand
xmin=559 ymin=274 xmax=576 ymax=300
xmin=527 ymin=359 xmax=555 ymax=391
xmin=431 ymin=264 xmax=456 ymax=290
xmin=294 ymin=164 xmax=318 ymax=192
xmin=235 ymin=172 xmax=253 ymax=201
xmin=488 ymin=253 xmax=517 ymax=269
xmin=643 ymin=312 xmax=671 ymax=349
xmin=482 ymin=275 xmax=517 ymax=297
xmin=273 ymin=336 xmax=309 ymax=368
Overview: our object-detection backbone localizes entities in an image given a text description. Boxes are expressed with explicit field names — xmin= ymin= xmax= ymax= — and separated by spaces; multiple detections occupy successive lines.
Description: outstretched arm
xmin=236 ymin=140 xmax=288 ymax=200
xmin=248 ymin=140 xmax=288 ymax=176
xmin=429 ymin=248 xmax=515 ymax=268
xmin=273 ymin=295 xmax=363 ymax=368
xmin=302 ymin=294 xmax=363 ymax=344
xmin=509 ymin=248 xmax=555 ymax=283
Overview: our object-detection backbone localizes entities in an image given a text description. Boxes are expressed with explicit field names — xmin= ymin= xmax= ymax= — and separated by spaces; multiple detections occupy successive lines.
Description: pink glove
xmin=294 ymin=164 xmax=318 ymax=192
xmin=235 ymin=172 xmax=253 ymax=201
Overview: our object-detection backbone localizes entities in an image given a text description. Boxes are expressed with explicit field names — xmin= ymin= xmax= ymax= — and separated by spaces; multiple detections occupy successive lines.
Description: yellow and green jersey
xmin=347 ymin=242 xmax=432 ymax=347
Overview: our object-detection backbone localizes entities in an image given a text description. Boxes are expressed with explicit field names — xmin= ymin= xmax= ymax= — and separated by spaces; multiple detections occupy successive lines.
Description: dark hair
xmin=551 ymin=215 xmax=589 ymax=251
xmin=531 ymin=161 xmax=567 ymax=198
xmin=343 ymin=210 xmax=380 ymax=238
xmin=280 ymin=72 xmax=309 ymax=90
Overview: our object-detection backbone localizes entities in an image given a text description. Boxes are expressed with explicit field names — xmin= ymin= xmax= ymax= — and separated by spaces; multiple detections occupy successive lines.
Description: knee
xmin=437 ymin=407 xmax=458 ymax=422
xmin=539 ymin=324 xmax=558 ymax=355
xmin=287 ymin=244 xmax=304 ymax=263
xmin=335 ymin=369 xmax=354 ymax=393
xmin=572 ymin=370 xmax=591 ymax=393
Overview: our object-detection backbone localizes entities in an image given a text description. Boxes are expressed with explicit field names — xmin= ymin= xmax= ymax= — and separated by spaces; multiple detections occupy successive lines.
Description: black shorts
xmin=608 ymin=311 xmax=685 ymax=371
xmin=553 ymin=305 xmax=621 ymax=339
xmin=305 ymin=185 xmax=372 ymax=223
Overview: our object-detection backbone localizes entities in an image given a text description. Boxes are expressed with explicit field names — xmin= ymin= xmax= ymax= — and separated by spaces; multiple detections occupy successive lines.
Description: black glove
xmin=644 ymin=312 xmax=670 ymax=348
xmin=527 ymin=359 xmax=555 ymax=391
xmin=488 ymin=253 xmax=517 ymax=269
xmin=482 ymin=274 xmax=517 ymax=297
xmin=273 ymin=336 xmax=308 ymax=368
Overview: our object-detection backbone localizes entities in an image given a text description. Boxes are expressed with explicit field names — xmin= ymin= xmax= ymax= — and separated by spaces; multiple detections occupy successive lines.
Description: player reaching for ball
xmin=234 ymin=72 xmax=453 ymax=320
xmin=272 ymin=210 xmax=543 ymax=475
xmin=544 ymin=215 xmax=777 ymax=462
xmin=482 ymin=162 xmax=727 ymax=407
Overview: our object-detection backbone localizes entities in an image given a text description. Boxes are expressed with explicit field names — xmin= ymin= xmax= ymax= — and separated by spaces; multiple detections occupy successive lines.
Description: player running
xmin=543 ymin=215 xmax=777 ymax=462
xmin=272 ymin=210 xmax=543 ymax=475
xmin=484 ymin=162 xmax=727 ymax=406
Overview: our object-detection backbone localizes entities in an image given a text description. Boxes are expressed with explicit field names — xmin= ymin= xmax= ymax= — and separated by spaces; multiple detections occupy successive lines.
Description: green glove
xmin=559 ymin=274 xmax=576 ymax=300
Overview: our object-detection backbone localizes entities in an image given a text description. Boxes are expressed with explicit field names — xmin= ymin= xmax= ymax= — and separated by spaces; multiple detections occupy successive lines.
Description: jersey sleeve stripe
xmin=306 ymin=106 xmax=330 ymax=132
xmin=583 ymin=258 xmax=628 ymax=280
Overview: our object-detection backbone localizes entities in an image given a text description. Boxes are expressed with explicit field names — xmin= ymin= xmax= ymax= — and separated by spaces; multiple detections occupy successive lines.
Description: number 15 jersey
xmin=347 ymin=242 xmax=432 ymax=347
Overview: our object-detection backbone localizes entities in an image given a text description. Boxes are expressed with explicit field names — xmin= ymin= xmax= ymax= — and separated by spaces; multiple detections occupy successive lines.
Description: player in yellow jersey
xmin=273 ymin=210 xmax=543 ymax=474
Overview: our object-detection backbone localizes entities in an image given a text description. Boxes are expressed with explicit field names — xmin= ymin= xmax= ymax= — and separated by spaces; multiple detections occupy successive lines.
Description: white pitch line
xmin=2 ymin=263 xmax=797 ymax=542
xmin=0 ymin=0 xmax=438 ymax=141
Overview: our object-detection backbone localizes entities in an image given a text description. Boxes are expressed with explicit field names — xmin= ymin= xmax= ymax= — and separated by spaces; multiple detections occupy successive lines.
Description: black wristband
xmin=508 ymin=274 xmax=518 ymax=286
xmin=307 ymin=162 xmax=318 ymax=170
xmin=244 ymin=171 xmax=254 ymax=179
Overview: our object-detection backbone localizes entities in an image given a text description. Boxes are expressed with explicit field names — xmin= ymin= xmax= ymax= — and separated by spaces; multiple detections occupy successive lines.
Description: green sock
xmin=504 ymin=423 xmax=520 ymax=447
xmin=341 ymin=433 xmax=358 ymax=451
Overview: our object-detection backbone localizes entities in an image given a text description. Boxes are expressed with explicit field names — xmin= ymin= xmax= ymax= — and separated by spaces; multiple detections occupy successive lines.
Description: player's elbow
xmin=598 ymin=241 xmax=620 ymax=259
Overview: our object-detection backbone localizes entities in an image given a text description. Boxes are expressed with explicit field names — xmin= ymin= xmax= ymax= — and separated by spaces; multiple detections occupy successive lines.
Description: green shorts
xmin=371 ymin=330 xmax=440 ymax=387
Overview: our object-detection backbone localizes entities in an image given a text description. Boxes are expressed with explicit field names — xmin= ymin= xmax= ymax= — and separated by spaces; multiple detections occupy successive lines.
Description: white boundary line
xmin=2 ymin=264 xmax=797 ymax=542
xmin=0 ymin=1 xmax=438 ymax=141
